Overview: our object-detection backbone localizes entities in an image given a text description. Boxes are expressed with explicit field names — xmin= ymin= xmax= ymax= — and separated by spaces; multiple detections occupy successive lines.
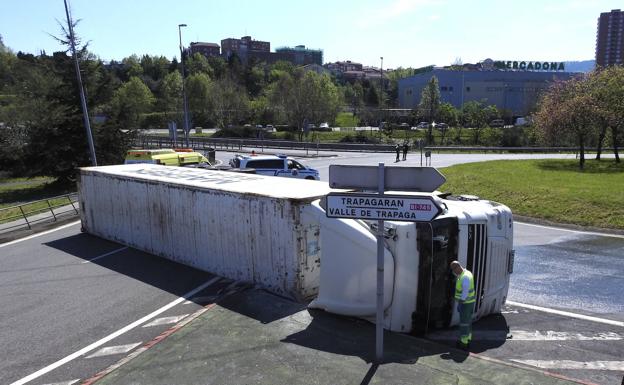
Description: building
xmin=275 ymin=45 xmax=323 ymax=66
xmin=325 ymin=60 xmax=363 ymax=74
xmin=398 ymin=63 xmax=576 ymax=117
xmin=221 ymin=35 xmax=270 ymax=61
xmin=596 ymin=9 xmax=624 ymax=67
xmin=188 ymin=42 xmax=220 ymax=57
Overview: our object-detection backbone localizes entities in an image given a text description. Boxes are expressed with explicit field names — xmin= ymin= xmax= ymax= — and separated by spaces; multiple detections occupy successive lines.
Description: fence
xmin=135 ymin=135 xmax=589 ymax=154
xmin=0 ymin=193 xmax=79 ymax=233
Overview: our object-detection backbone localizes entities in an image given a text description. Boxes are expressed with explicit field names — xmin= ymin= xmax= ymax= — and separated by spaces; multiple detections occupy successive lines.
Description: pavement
xmin=92 ymin=289 xmax=583 ymax=385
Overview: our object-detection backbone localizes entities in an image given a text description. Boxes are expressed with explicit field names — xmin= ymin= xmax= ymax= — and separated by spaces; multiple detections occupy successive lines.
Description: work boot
xmin=456 ymin=341 xmax=470 ymax=351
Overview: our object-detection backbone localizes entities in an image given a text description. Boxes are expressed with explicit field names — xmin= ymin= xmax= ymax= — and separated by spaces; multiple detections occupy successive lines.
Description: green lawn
xmin=439 ymin=159 xmax=624 ymax=230
xmin=0 ymin=177 xmax=76 ymax=222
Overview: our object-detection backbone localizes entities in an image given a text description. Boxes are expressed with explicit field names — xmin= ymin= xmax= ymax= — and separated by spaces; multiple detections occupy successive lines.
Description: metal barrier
xmin=0 ymin=193 xmax=79 ymax=233
xmin=136 ymin=135 xmax=592 ymax=154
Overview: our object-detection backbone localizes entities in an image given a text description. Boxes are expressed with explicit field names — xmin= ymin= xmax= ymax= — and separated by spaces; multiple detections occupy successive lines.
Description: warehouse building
xmin=398 ymin=60 xmax=576 ymax=116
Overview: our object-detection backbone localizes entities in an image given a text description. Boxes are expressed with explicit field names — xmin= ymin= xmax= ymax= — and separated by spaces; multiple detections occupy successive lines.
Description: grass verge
xmin=440 ymin=159 xmax=624 ymax=230
xmin=0 ymin=177 xmax=76 ymax=223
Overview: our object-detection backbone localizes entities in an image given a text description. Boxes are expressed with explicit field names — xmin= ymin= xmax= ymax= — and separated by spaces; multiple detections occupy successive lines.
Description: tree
xmin=109 ymin=76 xmax=155 ymax=130
xmin=535 ymin=77 xmax=597 ymax=169
xmin=268 ymin=70 xmax=341 ymax=140
xmin=591 ymin=67 xmax=623 ymax=162
xmin=158 ymin=71 xmax=182 ymax=121
xmin=418 ymin=76 xmax=441 ymax=143
xmin=461 ymin=101 xmax=487 ymax=144
xmin=208 ymin=77 xmax=249 ymax=128
xmin=186 ymin=53 xmax=214 ymax=78
xmin=437 ymin=103 xmax=459 ymax=144
xmin=186 ymin=73 xmax=212 ymax=126
xmin=121 ymin=54 xmax=143 ymax=80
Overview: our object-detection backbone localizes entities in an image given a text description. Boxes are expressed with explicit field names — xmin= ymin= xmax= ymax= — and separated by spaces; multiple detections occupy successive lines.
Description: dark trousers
xmin=458 ymin=302 xmax=474 ymax=344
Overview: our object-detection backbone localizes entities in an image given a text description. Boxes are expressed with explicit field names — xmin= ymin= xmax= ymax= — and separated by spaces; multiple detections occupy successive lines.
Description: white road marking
xmin=142 ymin=314 xmax=189 ymax=327
xmin=511 ymin=360 xmax=624 ymax=371
xmin=0 ymin=221 xmax=81 ymax=248
xmin=85 ymin=342 xmax=142 ymax=359
xmin=515 ymin=221 xmax=624 ymax=239
xmin=10 ymin=275 xmax=221 ymax=385
xmin=427 ymin=330 xmax=622 ymax=341
xmin=507 ymin=301 xmax=624 ymax=328
xmin=42 ymin=380 xmax=80 ymax=385
xmin=81 ymin=246 xmax=128 ymax=264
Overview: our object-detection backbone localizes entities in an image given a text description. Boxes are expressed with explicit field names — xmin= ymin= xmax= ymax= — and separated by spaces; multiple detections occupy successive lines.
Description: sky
xmin=1 ymin=0 xmax=622 ymax=69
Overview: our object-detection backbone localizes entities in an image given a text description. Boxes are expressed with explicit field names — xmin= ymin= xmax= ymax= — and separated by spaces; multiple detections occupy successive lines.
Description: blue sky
xmin=1 ymin=0 xmax=622 ymax=68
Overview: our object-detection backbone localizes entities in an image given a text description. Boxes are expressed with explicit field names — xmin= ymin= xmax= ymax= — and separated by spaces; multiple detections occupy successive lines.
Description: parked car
xmin=415 ymin=122 xmax=429 ymax=129
xmin=319 ymin=122 xmax=330 ymax=130
xmin=436 ymin=122 xmax=449 ymax=129
xmin=265 ymin=124 xmax=276 ymax=132
xmin=398 ymin=123 xmax=410 ymax=129
xmin=229 ymin=154 xmax=320 ymax=180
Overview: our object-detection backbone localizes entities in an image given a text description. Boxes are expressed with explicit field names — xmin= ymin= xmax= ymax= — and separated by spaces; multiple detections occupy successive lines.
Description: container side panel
xmin=127 ymin=181 xmax=152 ymax=252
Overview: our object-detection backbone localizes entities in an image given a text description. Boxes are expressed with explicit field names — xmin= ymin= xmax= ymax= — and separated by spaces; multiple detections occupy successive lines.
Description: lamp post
xmin=64 ymin=0 xmax=97 ymax=166
xmin=380 ymin=56 xmax=384 ymax=124
xmin=178 ymin=23 xmax=190 ymax=147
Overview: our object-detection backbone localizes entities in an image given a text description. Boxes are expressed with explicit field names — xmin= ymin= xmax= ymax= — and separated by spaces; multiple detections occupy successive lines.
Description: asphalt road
xmin=2 ymin=150 xmax=622 ymax=385
xmin=0 ymin=223 xmax=229 ymax=385
xmin=2 ymin=222 xmax=622 ymax=385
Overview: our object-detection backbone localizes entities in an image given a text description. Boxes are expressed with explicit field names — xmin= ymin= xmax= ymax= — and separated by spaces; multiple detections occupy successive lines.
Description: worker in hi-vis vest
xmin=450 ymin=260 xmax=475 ymax=349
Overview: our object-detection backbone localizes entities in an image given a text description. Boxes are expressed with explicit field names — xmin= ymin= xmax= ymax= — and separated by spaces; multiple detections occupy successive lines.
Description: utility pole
xmin=380 ymin=56 xmax=384 ymax=128
xmin=179 ymin=24 xmax=190 ymax=147
xmin=64 ymin=0 xmax=97 ymax=166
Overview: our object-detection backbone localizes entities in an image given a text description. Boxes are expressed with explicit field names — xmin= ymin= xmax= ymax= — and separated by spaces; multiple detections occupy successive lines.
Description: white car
xmin=229 ymin=154 xmax=320 ymax=180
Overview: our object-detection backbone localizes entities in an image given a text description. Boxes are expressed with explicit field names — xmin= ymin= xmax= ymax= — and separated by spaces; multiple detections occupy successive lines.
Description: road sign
xmin=329 ymin=165 xmax=446 ymax=192
xmin=326 ymin=193 xmax=443 ymax=222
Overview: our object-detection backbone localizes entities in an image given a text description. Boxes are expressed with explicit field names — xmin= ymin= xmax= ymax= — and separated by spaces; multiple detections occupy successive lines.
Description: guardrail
xmin=136 ymin=135 xmax=594 ymax=154
xmin=0 ymin=193 xmax=79 ymax=233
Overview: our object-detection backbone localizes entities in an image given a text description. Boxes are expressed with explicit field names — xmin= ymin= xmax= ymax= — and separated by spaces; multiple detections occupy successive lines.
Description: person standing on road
xmin=402 ymin=143 xmax=409 ymax=161
xmin=395 ymin=144 xmax=400 ymax=162
xmin=450 ymin=261 xmax=475 ymax=350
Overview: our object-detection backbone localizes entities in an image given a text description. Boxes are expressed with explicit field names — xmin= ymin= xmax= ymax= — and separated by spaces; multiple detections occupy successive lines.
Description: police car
xmin=229 ymin=154 xmax=320 ymax=180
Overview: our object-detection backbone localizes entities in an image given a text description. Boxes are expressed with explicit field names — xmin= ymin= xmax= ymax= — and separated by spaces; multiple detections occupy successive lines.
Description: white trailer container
xmin=79 ymin=164 xmax=513 ymax=334
xmin=78 ymin=164 xmax=337 ymax=300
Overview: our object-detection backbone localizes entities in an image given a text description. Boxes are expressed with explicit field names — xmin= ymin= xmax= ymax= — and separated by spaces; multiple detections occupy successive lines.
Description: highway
xmin=2 ymin=151 xmax=622 ymax=385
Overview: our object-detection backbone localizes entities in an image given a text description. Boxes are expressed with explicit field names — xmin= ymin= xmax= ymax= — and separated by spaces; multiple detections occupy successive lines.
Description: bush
xmin=141 ymin=112 xmax=176 ymax=130
xmin=211 ymin=126 xmax=276 ymax=139
xmin=339 ymin=132 xmax=380 ymax=144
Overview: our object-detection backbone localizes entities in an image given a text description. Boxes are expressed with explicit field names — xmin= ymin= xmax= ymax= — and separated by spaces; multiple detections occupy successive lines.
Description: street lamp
xmin=379 ymin=56 xmax=384 ymax=135
xmin=178 ymin=23 xmax=190 ymax=146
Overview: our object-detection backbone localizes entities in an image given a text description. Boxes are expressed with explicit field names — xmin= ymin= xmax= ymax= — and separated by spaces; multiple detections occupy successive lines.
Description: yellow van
xmin=124 ymin=149 xmax=210 ymax=167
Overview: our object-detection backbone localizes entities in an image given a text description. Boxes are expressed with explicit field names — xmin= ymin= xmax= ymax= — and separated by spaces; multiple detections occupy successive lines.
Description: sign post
xmin=375 ymin=163 xmax=384 ymax=362
xmin=327 ymin=164 xmax=445 ymax=363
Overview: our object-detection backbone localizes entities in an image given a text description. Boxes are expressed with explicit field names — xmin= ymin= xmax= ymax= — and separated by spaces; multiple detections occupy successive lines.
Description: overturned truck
xmin=78 ymin=164 xmax=514 ymax=334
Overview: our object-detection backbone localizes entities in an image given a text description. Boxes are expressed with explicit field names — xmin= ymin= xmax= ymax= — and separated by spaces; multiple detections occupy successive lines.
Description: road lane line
xmin=81 ymin=246 xmax=128 ymax=264
xmin=507 ymin=301 xmax=624 ymax=328
xmin=427 ymin=330 xmax=622 ymax=341
xmin=511 ymin=360 xmax=624 ymax=371
xmin=10 ymin=275 xmax=221 ymax=385
xmin=0 ymin=221 xmax=81 ymax=248
xmin=142 ymin=314 xmax=189 ymax=327
xmin=85 ymin=343 xmax=142 ymax=359
xmin=42 ymin=380 xmax=80 ymax=385
xmin=515 ymin=221 xmax=624 ymax=239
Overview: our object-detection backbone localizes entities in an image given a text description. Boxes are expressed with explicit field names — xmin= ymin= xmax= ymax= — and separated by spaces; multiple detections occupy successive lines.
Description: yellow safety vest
xmin=455 ymin=270 xmax=476 ymax=304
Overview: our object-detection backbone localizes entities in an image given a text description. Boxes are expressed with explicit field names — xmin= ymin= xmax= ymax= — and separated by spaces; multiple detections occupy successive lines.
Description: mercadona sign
xmin=494 ymin=60 xmax=565 ymax=71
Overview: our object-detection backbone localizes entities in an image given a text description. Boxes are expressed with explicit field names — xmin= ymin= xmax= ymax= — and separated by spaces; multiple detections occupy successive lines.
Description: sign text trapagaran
xmin=325 ymin=193 xmax=442 ymax=222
